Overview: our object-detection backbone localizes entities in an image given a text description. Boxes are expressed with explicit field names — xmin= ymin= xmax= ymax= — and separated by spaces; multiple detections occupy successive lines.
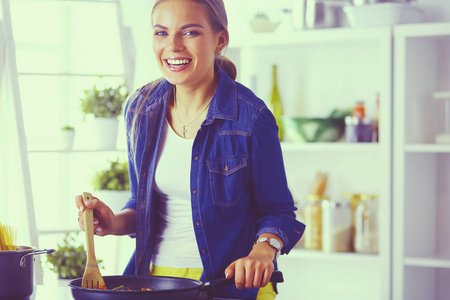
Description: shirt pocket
xmin=206 ymin=155 xmax=248 ymax=207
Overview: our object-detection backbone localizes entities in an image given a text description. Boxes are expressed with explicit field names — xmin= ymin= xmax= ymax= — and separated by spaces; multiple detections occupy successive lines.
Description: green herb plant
xmin=46 ymin=232 xmax=103 ymax=279
xmin=61 ymin=125 xmax=74 ymax=131
xmin=91 ymin=158 xmax=130 ymax=191
xmin=80 ymin=80 xmax=128 ymax=119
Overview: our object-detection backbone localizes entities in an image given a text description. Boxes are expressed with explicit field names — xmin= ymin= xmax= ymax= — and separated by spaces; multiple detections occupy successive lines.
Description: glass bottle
xmin=343 ymin=192 xmax=362 ymax=252
xmin=303 ymin=194 xmax=327 ymax=250
xmin=354 ymin=194 xmax=379 ymax=254
xmin=269 ymin=65 xmax=284 ymax=141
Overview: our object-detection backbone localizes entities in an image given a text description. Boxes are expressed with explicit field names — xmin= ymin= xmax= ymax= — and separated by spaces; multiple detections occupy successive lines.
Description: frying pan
xmin=69 ymin=270 xmax=283 ymax=300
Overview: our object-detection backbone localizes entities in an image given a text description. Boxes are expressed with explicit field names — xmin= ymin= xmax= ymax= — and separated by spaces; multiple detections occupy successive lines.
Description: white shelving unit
xmin=228 ymin=26 xmax=392 ymax=300
xmin=5 ymin=0 xmax=135 ymax=277
xmin=393 ymin=22 xmax=450 ymax=300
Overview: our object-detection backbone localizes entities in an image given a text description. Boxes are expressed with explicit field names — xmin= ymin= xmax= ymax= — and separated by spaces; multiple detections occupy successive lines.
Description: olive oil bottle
xmin=269 ymin=65 xmax=284 ymax=141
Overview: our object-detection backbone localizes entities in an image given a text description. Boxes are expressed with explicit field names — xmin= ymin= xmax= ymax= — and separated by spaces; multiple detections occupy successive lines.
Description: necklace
xmin=173 ymin=90 xmax=213 ymax=138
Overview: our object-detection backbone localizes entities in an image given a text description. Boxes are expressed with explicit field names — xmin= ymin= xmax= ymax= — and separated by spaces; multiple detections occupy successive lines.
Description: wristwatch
xmin=254 ymin=237 xmax=282 ymax=262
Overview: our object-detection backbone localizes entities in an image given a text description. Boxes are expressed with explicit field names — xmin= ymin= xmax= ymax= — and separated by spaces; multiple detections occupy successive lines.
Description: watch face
xmin=269 ymin=238 xmax=281 ymax=250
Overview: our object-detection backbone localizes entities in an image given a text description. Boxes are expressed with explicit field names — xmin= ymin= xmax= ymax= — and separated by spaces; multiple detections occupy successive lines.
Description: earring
xmin=216 ymin=48 xmax=221 ymax=54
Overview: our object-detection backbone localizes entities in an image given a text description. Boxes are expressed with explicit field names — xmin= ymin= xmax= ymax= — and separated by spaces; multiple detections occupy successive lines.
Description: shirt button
xmin=193 ymin=190 xmax=197 ymax=194
xmin=194 ymin=156 xmax=199 ymax=161
xmin=201 ymin=250 xmax=207 ymax=254
xmin=224 ymin=165 xmax=228 ymax=171
xmin=196 ymin=222 xmax=201 ymax=227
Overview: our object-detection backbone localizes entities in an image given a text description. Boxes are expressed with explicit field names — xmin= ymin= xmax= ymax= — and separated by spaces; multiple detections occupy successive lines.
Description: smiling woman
xmin=74 ymin=1 xmax=305 ymax=300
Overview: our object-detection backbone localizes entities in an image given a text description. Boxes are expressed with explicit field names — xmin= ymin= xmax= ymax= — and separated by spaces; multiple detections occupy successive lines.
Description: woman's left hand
xmin=224 ymin=241 xmax=277 ymax=290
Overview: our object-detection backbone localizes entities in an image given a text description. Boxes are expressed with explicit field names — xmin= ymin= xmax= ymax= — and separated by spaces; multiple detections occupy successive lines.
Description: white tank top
xmin=151 ymin=119 xmax=203 ymax=268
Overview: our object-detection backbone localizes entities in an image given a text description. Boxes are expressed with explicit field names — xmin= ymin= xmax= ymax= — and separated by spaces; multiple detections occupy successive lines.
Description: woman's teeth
xmin=167 ymin=59 xmax=191 ymax=66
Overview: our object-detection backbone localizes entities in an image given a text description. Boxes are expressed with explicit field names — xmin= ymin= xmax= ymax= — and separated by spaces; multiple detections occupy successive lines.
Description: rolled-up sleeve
xmin=250 ymin=108 xmax=305 ymax=254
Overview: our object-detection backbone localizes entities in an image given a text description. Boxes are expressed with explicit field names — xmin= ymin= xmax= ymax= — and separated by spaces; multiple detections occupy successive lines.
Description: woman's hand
xmin=75 ymin=194 xmax=116 ymax=236
xmin=224 ymin=234 xmax=283 ymax=290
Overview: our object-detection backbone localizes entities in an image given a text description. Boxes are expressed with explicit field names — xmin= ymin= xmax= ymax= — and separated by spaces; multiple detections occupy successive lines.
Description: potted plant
xmin=80 ymin=80 xmax=128 ymax=150
xmin=91 ymin=158 xmax=130 ymax=212
xmin=59 ymin=125 xmax=75 ymax=150
xmin=46 ymin=232 xmax=103 ymax=280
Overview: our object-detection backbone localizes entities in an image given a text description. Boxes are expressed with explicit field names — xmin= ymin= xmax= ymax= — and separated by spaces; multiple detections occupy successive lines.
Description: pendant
xmin=181 ymin=126 xmax=187 ymax=138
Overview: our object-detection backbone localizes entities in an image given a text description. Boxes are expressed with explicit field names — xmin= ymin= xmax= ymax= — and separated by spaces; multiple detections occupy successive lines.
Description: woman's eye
xmin=154 ymin=31 xmax=167 ymax=36
xmin=184 ymin=30 xmax=200 ymax=36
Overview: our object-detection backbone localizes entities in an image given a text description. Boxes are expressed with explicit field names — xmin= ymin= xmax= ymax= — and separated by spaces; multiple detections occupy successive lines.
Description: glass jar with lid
xmin=343 ymin=192 xmax=362 ymax=252
xmin=322 ymin=200 xmax=351 ymax=253
xmin=354 ymin=194 xmax=379 ymax=254
xmin=303 ymin=194 xmax=328 ymax=250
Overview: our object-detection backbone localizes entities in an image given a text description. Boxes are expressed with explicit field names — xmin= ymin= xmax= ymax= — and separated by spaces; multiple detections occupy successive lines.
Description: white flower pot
xmin=91 ymin=117 xmax=119 ymax=150
xmin=93 ymin=190 xmax=130 ymax=213
xmin=59 ymin=130 xmax=75 ymax=150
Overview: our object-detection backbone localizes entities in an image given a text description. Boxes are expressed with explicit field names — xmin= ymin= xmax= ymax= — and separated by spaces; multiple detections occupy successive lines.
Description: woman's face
xmin=152 ymin=0 xmax=226 ymax=88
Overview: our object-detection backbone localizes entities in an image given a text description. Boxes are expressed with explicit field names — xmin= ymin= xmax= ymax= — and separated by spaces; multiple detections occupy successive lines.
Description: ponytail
xmin=215 ymin=55 xmax=237 ymax=81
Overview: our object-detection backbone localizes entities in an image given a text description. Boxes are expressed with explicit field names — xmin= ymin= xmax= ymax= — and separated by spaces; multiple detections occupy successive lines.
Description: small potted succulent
xmin=46 ymin=232 xmax=103 ymax=280
xmin=59 ymin=125 xmax=75 ymax=150
xmin=91 ymin=158 xmax=130 ymax=212
xmin=80 ymin=80 xmax=128 ymax=150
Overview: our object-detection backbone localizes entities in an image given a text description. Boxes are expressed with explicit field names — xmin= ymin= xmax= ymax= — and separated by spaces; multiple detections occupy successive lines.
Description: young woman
xmin=76 ymin=0 xmax=305 ymax=299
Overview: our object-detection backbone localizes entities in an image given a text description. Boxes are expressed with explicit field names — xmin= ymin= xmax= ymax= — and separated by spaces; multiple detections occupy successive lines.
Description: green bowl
xmin=282 ymin=116 xmax=346 ymax=143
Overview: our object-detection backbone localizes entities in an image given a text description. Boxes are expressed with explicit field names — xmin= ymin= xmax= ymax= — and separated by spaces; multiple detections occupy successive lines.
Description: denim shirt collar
xmin=144 ymin=67 xmax=238 ymax=123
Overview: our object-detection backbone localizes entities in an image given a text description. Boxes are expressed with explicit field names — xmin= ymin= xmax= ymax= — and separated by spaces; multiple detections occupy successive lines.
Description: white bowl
xmin=249 ymin=18 xmax=281 ymax=33
xmin=343 ymin=3 xmax=424 ymax=27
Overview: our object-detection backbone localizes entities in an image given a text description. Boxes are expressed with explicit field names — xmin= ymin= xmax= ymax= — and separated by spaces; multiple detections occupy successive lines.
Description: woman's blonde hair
xmin=126 ymin=0 xmax=236 ymax=163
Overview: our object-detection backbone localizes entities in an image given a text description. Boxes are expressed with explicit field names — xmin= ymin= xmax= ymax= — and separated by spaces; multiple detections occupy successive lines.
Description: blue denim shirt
xmin=123 ymin=68 xmax=305 ymax=299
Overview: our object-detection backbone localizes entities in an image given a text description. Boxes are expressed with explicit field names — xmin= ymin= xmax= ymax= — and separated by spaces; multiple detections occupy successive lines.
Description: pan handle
xmin=20 ymin=249 xmax=55 ymax=268
xmin=201 ymin=270 xmax=284 ymax=295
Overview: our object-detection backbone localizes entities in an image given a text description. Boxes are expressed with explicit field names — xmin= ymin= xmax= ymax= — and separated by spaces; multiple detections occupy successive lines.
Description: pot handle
xmin=20 ymin=249 xmax=55 ymax=268
xmin=201 ymin=270 xmax=284 ymax=296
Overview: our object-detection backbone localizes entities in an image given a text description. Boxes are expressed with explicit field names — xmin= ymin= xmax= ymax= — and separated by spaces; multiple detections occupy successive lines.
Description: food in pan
xmin=112 ymin=285 xmax=153 ymax=291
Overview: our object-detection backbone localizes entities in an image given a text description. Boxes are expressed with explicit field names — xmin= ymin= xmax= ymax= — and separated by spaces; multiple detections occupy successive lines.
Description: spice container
xmin=345 ymin=101 xmax=373 ymax=143
xmin=354 ymin=194 xmax=379 ymax=254
xmin=303 ymin=194 xmax=328 ymax=250
xmin=322 ymin=201 xmax=351 ymax=252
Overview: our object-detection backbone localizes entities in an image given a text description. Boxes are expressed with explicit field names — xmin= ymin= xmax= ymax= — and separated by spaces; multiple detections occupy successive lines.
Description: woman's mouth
xmin=165 ymin=58 xmax=192 ymax=72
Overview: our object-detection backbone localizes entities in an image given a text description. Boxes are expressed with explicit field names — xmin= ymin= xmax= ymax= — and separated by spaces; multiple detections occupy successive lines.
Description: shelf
xmin=28 ymin=148 xmax=126 ymax=153
xmin=282 ymin=248 xmax=379 ymax=263
xmin=281 ymin=142 xmax=379 ymax=152
xmin=38 ymin=229 xmax=81 ymax=235
xmin=404 ymin=254 xmax=450 ymax=269
xmin=229 ymin=26 xmax=391 ymax=48
xmin=394 ymin=22 xmax=450 ymax=38
xmin=405 ymin=144 xmax=450 ymax=153
xmin=18 ymin=72 xmax=125 ymax=77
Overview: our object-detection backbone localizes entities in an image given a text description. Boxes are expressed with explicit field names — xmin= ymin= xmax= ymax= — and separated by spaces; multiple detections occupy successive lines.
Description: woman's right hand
xmin=75 ymin=195 xmax=117 ymax=236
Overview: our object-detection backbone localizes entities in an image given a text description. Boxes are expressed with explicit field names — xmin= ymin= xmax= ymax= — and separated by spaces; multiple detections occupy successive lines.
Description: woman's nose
xmin=166 ymin=34 xmax=184 ymax=52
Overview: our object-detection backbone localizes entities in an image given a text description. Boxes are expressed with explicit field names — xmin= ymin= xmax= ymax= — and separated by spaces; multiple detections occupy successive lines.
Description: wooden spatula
xmin=81 ymin=192 xmax=106 ymax=290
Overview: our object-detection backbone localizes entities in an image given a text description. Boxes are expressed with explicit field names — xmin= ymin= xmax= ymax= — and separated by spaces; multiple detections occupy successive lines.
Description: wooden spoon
xmin=81 ymin=192 xmax=106 ymax=290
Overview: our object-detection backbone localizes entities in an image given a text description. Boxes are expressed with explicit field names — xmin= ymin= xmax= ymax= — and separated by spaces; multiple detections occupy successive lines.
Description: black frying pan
xmin=69 ymin=270 xmax=283 ymax=300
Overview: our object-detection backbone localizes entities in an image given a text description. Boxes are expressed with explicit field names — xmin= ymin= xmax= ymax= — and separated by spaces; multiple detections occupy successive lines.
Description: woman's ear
xmin=216 ymin=30 xmax=228 ymax=53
